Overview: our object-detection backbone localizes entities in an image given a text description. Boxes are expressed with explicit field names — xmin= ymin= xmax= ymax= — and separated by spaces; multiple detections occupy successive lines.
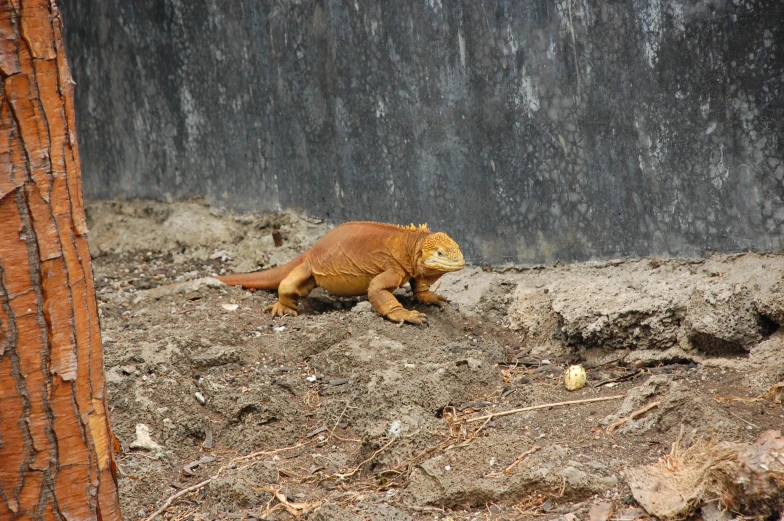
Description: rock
xmin=463 ymin=357 xmax=483 ymax=370
xmin=624 ymin=346 xmax=702 ymax=366
xmin=162 ymin=205 xmax=243 ymax=249
xmin=507 ymin=288 xmax=563 ymax=354
xmin=388 ymin=419 xmax=403 ymax=436
xmin=588 ymin=502 xmax=613 ymax=521
xmin=435 ymin=266 xmax=500 ymax=317
xmin=557 ymin=466 xmax=589 ymax=487
xmin=129 ymin=424 xmax=162 ymax=452
xmin=312 ymin=503 xmax=363 ymax=521
xmin=656 ymin=381 xmax=745 ymax=438
xmin=267 ymin=249 xmax=298 ymax=269
xmin=134 ymin=277 xmax=224 ymax=303
xmin=187 ymin=345 xmax=241 ymax=367
xmin=207 ymin=470 xmax=266 ymax=509
xmin=604 ymin=375 xmax=744 ymax=439
xmin=602 ymin=375 xmax=673 ymax=434
xmin=616 ymin=507 xmax=647 ymax=521
xmin=504 ymin=255 xmax=784 ymax=355
xmin=702 ymin=330 xmax=784 ymax=394
xmin=549 ymin=265 xmax=686 ymax=351
xmin=684 ymin=285 xmax=763 ymax=354
xmin=209 ymin=249 xmax=233 ymax=261
xmin=351 ymin=300 xmax=374 ymax=314
xmin=106 ymin=366 xmax=127 ymax=384
xmin=356 ymin=503 xmax=413 ymax=521
xmin=402 ymin=435 xmax=617 ymax=507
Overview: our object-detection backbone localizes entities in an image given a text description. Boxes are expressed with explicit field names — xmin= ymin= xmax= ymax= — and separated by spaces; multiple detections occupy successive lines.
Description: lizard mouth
xmin=424 ymin=257 xmax=466 ymax=272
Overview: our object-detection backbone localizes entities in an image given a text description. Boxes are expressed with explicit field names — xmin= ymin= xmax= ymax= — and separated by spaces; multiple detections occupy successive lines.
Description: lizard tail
xmin=216 ymin=255 xmax=305 ymax=290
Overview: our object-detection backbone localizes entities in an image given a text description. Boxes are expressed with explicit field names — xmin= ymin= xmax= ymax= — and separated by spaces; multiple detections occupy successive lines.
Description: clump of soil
xmin=88 ymin=199 xmax=784 ymax=521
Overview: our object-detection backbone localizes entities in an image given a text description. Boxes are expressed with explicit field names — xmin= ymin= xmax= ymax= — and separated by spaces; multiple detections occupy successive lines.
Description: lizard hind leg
xmin=266 ymin=263 xmax=316 ymax=317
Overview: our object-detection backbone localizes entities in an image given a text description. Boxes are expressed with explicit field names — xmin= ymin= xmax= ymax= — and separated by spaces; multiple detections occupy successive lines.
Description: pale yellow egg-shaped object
xmin=564 ymin=365 xmax=587 ymax=391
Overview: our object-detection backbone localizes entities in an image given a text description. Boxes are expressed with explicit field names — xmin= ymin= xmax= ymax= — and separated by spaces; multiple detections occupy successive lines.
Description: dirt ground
xmin=86 ymin=200 xmax=784 ymax=521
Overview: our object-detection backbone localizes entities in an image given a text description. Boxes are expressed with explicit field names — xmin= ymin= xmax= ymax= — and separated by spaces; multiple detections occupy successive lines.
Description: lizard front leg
xmin=368 ymin=270 xmax=427 ymax=325
xmin=267 ymin=262 xmax=316 ymax=317
xmin=411 ymin=276 xmax=447 ymax=307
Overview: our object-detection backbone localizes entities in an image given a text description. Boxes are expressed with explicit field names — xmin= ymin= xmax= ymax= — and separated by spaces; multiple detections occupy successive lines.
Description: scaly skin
xmin=217 ymin=221 xmax=465 ymax=324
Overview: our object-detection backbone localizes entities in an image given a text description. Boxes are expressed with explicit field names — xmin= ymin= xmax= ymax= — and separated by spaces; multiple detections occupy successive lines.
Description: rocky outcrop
xmin=502 ymin=254 xmax=782 ymax=355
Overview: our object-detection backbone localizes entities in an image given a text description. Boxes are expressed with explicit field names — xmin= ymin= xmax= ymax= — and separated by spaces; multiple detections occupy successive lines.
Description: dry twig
xmin=143 ymin=477 xmax=216 ymax=521
xmin=713 ymin=381 xmax=784 ymax=405
xmin=486 ymin=446 xmax=540 ymax=477
xmin=143 ymin=441 xmax=311 ymax=521
xmin=770 ymin=381 xmax=784 ymax=403
xmin=593 ymin=369 xmax=642 ymax=388
xmin=465 ymin=394 xmax=626 ymax=424
xmin=723 ymin=408 xmax=760 ymax=429
xmin=170 ymin=507 xmax=198 ymax=521
xmin=334 ymin=436 xmax=396 ymax=480
xmin=606 ymin=401 xmax=660 ymax=434
xmin=514 ymin=476 xmax=567 ymax=515
xmin=247 ymin=485 xmax=320 ymax=517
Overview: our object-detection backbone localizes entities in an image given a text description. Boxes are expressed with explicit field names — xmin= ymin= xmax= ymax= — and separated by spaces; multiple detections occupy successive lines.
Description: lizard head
xmin=420 ymin=232 xmax=465 ymax=273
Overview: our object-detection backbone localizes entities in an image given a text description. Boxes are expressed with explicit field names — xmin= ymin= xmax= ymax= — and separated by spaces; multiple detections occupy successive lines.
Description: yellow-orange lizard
xmin=217 ymin=221 xmax=465 ymax=324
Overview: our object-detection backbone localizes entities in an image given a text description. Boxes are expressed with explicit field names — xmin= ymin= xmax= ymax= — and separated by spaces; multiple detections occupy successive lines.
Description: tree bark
xmin=0 ymin=1 xmax=121 ymax=520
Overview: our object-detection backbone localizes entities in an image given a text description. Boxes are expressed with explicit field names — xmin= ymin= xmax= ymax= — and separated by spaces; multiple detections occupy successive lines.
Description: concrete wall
xmin=60 ymin=0 xmax=784 ymax=264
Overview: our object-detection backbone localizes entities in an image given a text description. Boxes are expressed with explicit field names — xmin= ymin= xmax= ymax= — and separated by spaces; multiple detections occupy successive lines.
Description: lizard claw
xmin=265 ymin=302 xmax=299 ymax=317
xmin=386 ymin=308 xmax=427 ymax=325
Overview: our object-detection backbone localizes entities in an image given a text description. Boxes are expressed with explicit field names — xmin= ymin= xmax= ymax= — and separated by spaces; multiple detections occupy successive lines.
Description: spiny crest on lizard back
xmin=402 ymin=223 xmax=429 ymax=232
xmin=354 ymin=221 xmax=429 ymax=232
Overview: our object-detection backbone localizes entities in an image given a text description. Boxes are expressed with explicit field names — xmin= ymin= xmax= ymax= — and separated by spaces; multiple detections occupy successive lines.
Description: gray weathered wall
xmin=60 ymin=0 xmax=784 ymax=264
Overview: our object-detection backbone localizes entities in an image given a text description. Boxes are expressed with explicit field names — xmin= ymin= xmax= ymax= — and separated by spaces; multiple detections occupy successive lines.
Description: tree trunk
xmin=0 ymin=1 xmax=121 ymax=520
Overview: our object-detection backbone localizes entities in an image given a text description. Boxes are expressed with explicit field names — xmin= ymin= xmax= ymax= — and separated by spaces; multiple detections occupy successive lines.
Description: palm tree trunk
xmin=0 ymin=1 xmax=122 ymax=519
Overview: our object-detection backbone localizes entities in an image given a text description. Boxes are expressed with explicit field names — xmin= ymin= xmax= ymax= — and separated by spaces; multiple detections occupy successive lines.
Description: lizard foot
xmin=413 ymin=291 xmax=448 ymax=307
xmin=386 ymin=308 xmax=427 ymax=325
xmin=265 ymin=302 xmax=299 ymax=317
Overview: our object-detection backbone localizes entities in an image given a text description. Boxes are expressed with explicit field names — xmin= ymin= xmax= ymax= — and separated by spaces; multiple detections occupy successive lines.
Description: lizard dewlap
xmin=564 ymin=365 xmax=587 ymax=391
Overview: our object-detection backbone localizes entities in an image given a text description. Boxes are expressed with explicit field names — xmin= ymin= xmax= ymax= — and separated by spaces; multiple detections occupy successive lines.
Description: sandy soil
xmin=86 ymin=200 xmax=784 ymax=521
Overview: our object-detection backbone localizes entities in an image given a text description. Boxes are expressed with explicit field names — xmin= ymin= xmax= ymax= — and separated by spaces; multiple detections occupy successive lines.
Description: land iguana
xmin=217 ymin=221 xmax=465 ymax=324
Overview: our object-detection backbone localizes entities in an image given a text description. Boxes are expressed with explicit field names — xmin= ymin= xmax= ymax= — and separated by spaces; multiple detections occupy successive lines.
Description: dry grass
xmin=627 ymin=427 xmax=784 ymax=520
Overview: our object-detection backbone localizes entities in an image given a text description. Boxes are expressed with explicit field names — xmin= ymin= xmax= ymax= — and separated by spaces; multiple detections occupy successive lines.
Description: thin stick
xmin=724 ymin=408 xmax=760 ymax=430
xmin=593 ymin=369 xmax=642 ymax=388
xmin=606 ymin=401 xmax=660 ymax=434
xmin=145 ymin=441 xmax=310 ymax=521
xmin=487 ymin=445 xmax=540 ymax=477
xmin=327 ymin=400 xmax=352 ymax=441
xmin=465 ymin=394 xmax=625 ymax=424
xmin=334 ymin=436 xmax=396 ymax=480
xmin=248 ymin=485 xmax=320 ymax=517
xmin=445 ymin=416 xmax=493 ymax=450
xmin=143 ymin=476 xmax=215 ymax=521
xmin=234 ymin=441 xmax=310 ymax=462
